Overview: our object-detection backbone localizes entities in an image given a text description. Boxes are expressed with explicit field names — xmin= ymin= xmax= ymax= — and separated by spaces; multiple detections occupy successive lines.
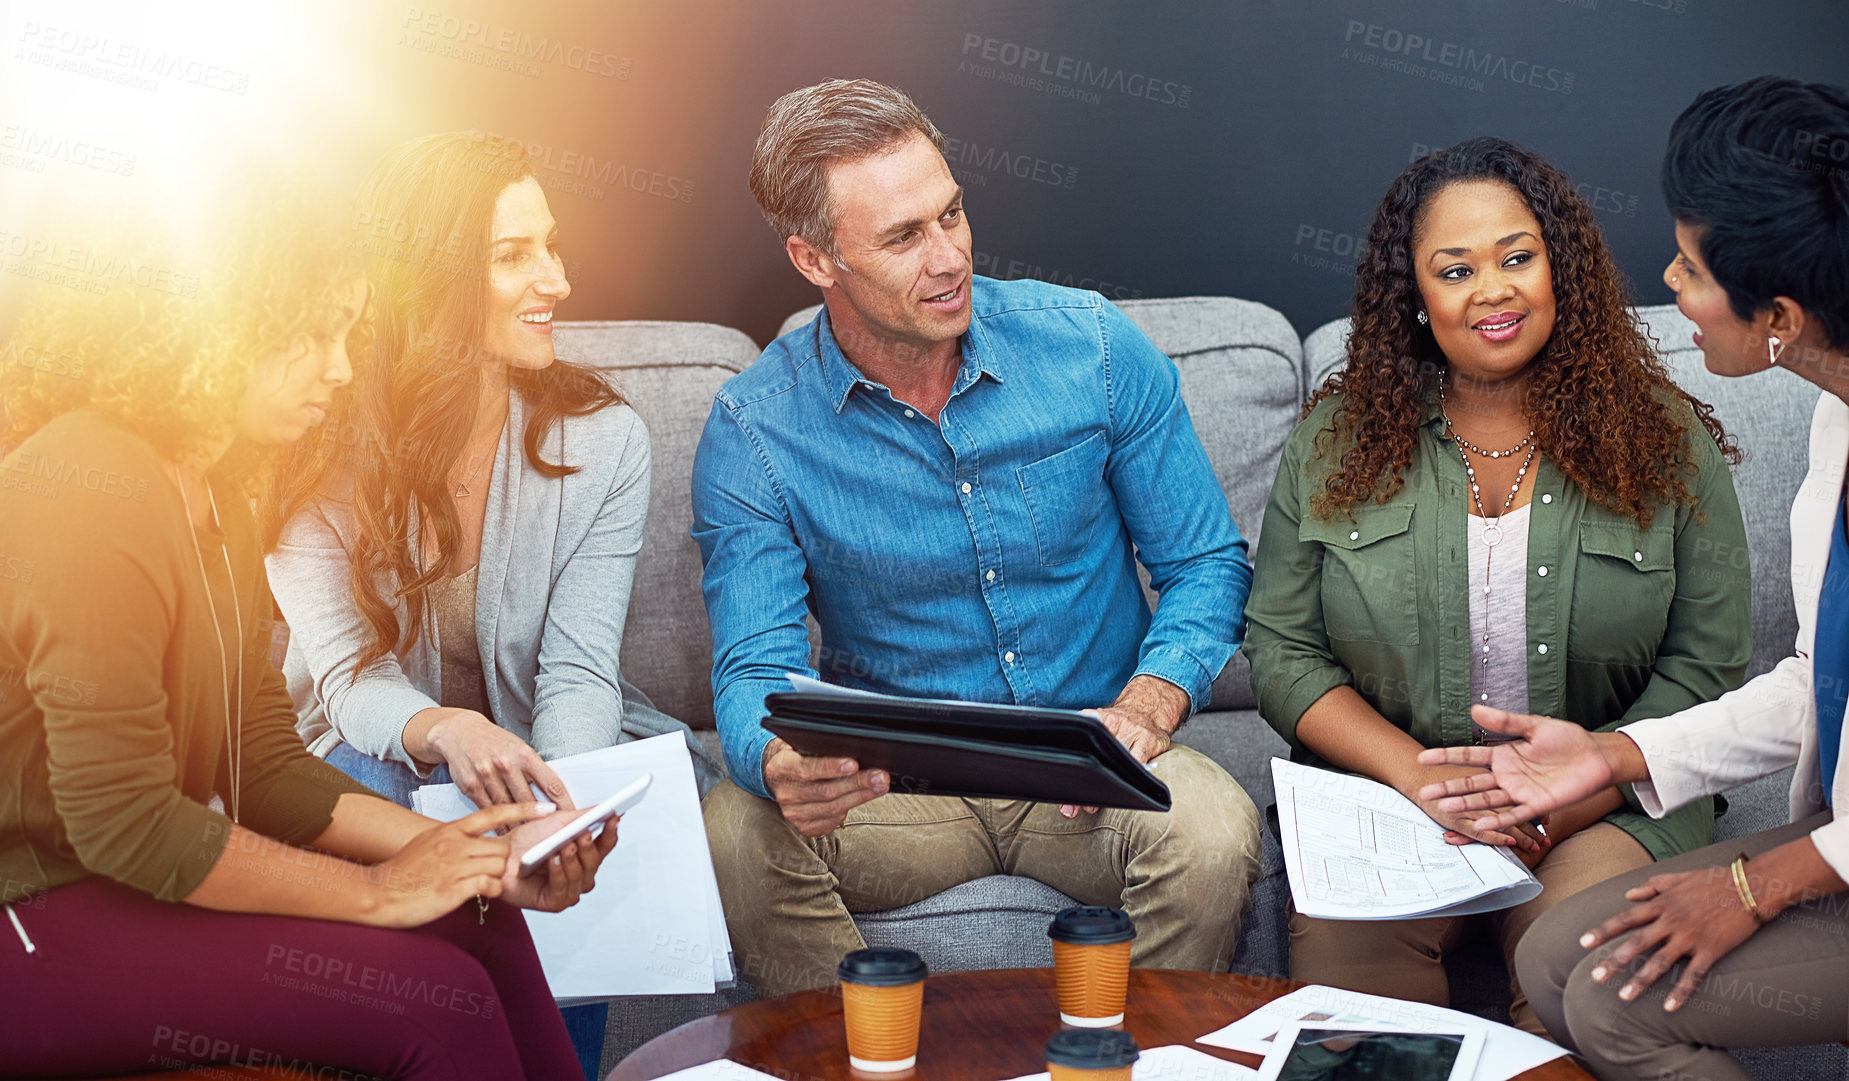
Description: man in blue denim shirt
xmin=697 ymin=79 xmax=1261 ymax=995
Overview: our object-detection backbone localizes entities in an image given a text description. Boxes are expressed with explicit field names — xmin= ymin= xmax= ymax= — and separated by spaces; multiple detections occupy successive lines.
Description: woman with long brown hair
xmin=0 ymin=182 xmax=608 ymax=1078
xmin=268 ymin=132 xmax=717 ymax=813
xmin=1243 ymin=136 xmax=1752 ymax=1034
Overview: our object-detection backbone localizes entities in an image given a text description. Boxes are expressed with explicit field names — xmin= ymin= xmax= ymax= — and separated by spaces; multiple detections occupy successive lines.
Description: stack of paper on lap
xmin=1271 ymin=758 xmax=1541 ymax=921
xmin=412 ymin=732 xmax=732 ymax=1000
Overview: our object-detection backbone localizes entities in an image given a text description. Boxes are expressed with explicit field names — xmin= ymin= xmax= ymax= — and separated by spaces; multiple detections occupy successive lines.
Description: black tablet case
xmin=761 ymin=691 xmax=1172 ymax=812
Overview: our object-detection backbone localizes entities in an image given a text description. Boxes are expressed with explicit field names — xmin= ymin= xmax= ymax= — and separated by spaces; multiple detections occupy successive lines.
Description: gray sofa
xmin=557 ymin=299 xmax=1839 ymax=1079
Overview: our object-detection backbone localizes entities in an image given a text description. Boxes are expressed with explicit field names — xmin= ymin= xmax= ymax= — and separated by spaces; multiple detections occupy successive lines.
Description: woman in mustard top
xmin=0 ymin=183 xmax=612 ymax=1079
xmin=1243 ymin=137 xmax=1751 ymax=1034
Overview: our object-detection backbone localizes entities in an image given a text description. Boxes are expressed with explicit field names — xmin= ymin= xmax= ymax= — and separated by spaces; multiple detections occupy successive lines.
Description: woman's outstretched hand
xmin=1413 ymin=705 xmax=1636 ymax=833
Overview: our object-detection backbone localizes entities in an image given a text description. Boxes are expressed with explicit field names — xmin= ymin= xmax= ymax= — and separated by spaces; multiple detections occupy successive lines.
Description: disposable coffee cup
xmin=1048 ymin=905 xmax=1135 ymax=1027
xmin=838 ymin=947 xmax=928 ymax=1073
xmin=1045 ymin=1029 xmax=1140 ymax=1081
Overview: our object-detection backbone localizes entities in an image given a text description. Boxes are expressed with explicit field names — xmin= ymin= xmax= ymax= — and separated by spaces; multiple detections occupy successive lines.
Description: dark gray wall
xmin=21 ymin=1 xmax=1843 ymax=345
xmin=369 ymin=0 xmax=1844 ymax=344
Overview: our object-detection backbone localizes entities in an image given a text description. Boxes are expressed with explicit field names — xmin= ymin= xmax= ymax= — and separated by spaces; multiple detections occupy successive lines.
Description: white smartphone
xmin=516 ymin=773 xmax=651 ymax=876
xmin=1257 ymin=1020 xmax=1484 ymax=1081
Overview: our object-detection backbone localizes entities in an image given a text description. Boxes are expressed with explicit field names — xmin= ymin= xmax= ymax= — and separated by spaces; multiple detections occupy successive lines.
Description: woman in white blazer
xmin=266 ymin=132 xmax=718 ymax=812
xmin=1417 ymin=77 xmax=1849 ymax=1080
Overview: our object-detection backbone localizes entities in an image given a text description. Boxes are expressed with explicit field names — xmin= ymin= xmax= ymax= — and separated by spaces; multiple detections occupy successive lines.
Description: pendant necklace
xmin=1440 ymin=383 xmax=1537 ymax=704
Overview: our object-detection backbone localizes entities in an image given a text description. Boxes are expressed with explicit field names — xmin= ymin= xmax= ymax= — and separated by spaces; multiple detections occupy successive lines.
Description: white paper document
xmin=786 ymin=672 xmax=884 ymax=697
xmin=1271 ymin=758 xmax=1541 ymax=920
xmin=650 ymin=1061 xmax=787 ymax=1081
xmin=1196 ymin=984 xmax=1565 ymax=1081
xmin=1003 ymin=1044 xmax=1259 ymax=1081
xmin=412 ymin=732 xmax=732 ymax=999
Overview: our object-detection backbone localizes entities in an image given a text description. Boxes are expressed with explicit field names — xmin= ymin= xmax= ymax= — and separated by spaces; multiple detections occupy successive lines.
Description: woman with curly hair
xmin=1420 ymin=79 xmax=1849 ymax=1080
xmin=0 ymin=186 xmax=609 ymax=1077
xmin=1243 ymin=136 xmax=1752 ymax=1034
xmin=266 ymin=133 xmax=717 ymax=815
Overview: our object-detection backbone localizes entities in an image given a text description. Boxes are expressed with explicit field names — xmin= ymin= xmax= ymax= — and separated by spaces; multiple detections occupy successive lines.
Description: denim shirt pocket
xmin=1300 ymin=502 xmax=1418 ymax=644
xmin=1569 ymin=521 xmax=1675 ymax=662
xmin=1017 ymin=432 xmax=1111 ymax=567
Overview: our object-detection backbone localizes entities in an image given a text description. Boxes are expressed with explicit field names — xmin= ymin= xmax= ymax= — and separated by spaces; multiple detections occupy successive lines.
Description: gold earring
xmin=1768 ymin=335 xmax=1786 ymax=366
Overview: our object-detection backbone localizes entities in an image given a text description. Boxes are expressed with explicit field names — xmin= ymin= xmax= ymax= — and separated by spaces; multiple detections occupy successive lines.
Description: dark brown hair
xmin=1307 ymin=136 xmax=1735 ymax=527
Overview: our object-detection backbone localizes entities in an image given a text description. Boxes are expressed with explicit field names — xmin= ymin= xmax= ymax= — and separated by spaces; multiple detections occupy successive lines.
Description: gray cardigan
xmin=267 ymin=385 xmax=719 ymax=792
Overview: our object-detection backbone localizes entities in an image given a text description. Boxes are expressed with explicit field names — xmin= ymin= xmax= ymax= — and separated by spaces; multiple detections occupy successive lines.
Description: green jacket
xmin=1245 ymin=392 xmax=1753 ymax=860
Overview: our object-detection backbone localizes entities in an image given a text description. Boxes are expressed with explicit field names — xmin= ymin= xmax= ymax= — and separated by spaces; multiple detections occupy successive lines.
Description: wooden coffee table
xmin=608 ymin=969 xmax=1591 ymax=1081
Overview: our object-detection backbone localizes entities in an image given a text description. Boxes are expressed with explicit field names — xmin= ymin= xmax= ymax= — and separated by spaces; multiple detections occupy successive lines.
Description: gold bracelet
xmin=1730 ymin=854 xmax=1771 ymax=923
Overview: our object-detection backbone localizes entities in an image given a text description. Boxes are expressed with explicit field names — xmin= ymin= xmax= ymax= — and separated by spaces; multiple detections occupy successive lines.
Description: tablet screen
xmin=1275 ymin=1028 xmax=1466 ymax=1081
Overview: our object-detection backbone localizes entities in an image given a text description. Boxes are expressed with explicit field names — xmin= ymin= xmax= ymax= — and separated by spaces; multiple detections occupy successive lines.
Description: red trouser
xmin=0 ymin=876 xmax=579 ymax=1080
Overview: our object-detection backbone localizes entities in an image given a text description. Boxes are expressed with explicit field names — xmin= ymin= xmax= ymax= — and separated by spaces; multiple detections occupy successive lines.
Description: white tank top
xmin=1466 ymin=503 xmax=1531 ymax=715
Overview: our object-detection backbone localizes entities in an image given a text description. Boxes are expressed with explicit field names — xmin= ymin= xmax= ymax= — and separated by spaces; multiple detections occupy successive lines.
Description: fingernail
xmin=1580 ymin=933 xmax=1596 ymax=948
xmin=839 ymin=761 xmax=854 ymax=775
xmin=1591 ymin=966 xmax=1608 ymax=981
xmin=871 ymin=773 xmax=889 ymax=793
xmin=1665 ymin=997 xmax=1680 ymax=1011
xmin=1620 ymin=985 xmax=1637 ymax=1001
xmin=534 ymin=801 xmax=557 ymax=814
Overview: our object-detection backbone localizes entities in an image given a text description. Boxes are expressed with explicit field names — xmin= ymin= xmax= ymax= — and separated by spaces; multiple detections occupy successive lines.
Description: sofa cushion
xmin=554 ymin=321 xmax=761 ymax=729
xmin=779 ymin=296 xmax=1303 ymax=711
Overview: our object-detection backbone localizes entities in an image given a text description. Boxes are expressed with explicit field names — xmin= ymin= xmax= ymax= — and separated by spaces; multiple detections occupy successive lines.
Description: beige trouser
xmin=1517 ymin=812 xmax=1849 ymax=1081
xmin=702 ymin=744 xmax=1264 ymax=996
xmin=1288 ymin=822 xmax=1653 ymax=1035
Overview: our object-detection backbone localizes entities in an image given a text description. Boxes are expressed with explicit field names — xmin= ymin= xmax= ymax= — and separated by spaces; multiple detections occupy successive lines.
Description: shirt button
xmin=960 ymin=482 xmax=971 ymax=495
xmin=1538 ymin=643 xmax=1549 ymax=654
xmin=1004 ymin=651 xmax=1015 ymax=663
xmin=1541 ymin=494 xmax=1553 ymax=504
xmin=904 ymin=409 xmax=915 ymax=418
xmin=985 ymin=570 xmax=995 ymax=582
xmin=1349 ymin=531 xmax=1360 ymax=541
xmin=1537 ymin=565 xmax=1548 ymax=577
xmin=1634 ymin=551 xmax=1644 ymax=562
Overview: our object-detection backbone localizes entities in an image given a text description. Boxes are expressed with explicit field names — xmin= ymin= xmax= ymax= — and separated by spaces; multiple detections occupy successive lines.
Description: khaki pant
xmin=702 ymin=744 xmax=1263 ymax=995
xmin=1516 ymin=812 xmax=1849 ymax=1081
xmin=1288 ymin=822 xmax=1653 ymax=1035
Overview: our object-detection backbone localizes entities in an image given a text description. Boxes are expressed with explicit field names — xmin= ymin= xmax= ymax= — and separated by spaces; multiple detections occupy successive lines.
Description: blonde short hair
xmin=748 ymin=78 xmax=945 ymax=257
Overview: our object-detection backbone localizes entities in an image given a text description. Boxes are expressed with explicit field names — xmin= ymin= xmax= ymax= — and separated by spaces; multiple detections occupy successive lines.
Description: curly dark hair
xmin=1306 ymin=136 xmax=1736 ymax=528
